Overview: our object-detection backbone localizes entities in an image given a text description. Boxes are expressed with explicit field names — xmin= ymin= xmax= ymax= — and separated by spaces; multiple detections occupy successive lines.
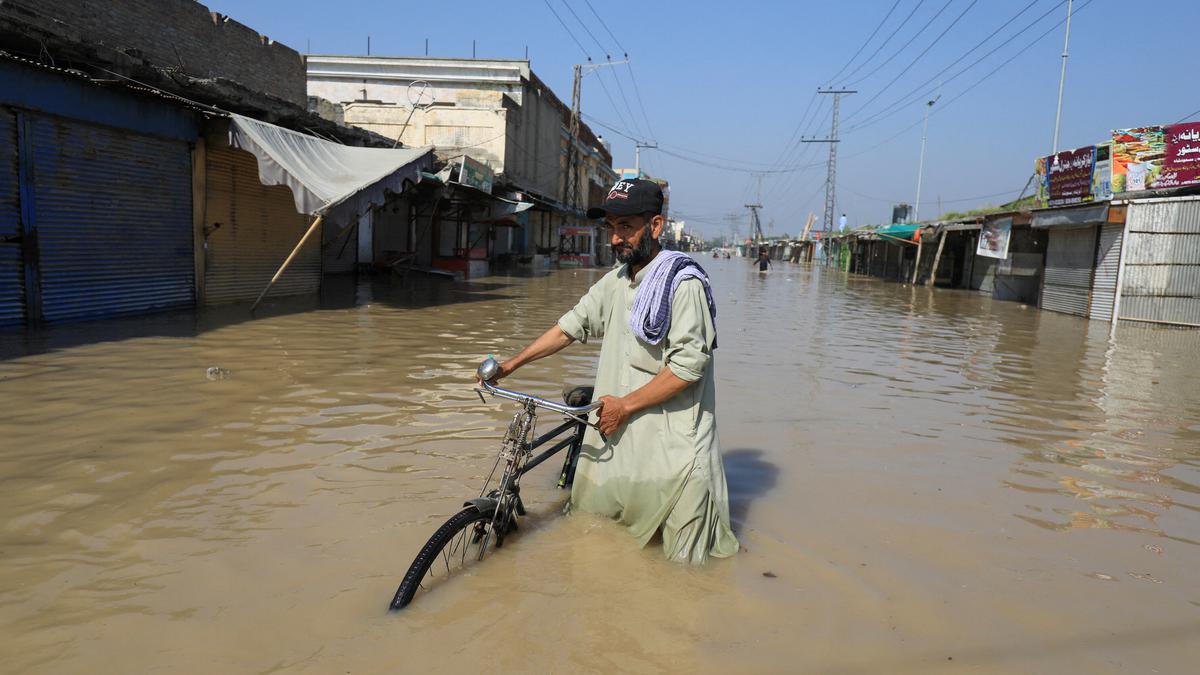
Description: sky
xmin=206 ymin=0 xmax=1200 ymax=240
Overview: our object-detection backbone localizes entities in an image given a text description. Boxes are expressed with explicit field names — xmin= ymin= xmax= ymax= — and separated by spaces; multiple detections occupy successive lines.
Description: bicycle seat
xmin=562 ymin=385 xmax=594 ymax=407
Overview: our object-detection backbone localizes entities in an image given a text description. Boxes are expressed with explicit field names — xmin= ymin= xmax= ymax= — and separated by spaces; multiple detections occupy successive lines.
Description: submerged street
xmin=1 ymin=260 xmax=1198 ymax=673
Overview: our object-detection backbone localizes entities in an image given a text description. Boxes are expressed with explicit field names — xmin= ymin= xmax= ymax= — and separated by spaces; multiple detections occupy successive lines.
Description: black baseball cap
xmin=586 ymin=178 xmax=664 ymax=220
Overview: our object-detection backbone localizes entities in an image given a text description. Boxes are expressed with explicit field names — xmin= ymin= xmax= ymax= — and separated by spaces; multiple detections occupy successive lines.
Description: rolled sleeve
xmin=557 ymin=275 xmax=608 ymax=344
xmin=557 ymin=311 xmax=588 ymax=343
xmin=664 ymin=278 xmax=713 ymax=383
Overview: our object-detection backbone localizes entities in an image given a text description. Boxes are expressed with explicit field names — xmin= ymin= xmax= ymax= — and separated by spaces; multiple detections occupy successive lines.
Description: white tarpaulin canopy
xmin=229 ymin=113 xmax=433 ymax=228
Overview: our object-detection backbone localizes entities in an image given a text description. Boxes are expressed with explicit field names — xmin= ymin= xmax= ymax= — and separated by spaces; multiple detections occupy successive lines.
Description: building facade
xmin=306 ymin=56 xmax=617 ymax=270
xmin=0 ymin=0 xmax=411 ymax=329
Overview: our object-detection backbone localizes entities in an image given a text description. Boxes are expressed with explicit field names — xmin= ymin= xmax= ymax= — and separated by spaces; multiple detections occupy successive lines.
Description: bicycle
xmin=388 ymin=357 xmax=603 ymax=611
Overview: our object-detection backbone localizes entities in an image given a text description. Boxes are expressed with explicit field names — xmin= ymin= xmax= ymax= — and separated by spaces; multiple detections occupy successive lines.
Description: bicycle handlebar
xmin=476 ymin=358 xmax=602 ymax=417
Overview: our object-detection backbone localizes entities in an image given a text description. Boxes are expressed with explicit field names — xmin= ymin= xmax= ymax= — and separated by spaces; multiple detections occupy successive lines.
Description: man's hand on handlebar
xmin=477 ymin=359 xmax=516 ymax=386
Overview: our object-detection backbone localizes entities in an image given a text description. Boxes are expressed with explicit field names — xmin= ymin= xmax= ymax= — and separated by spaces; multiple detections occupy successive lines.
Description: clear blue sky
xmin=207 ymin=0 xmax=1199 ymax=239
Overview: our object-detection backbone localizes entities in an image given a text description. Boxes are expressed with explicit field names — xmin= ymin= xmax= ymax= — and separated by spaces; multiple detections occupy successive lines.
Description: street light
xmin=914 ymin=94 xmax=940 ymax=221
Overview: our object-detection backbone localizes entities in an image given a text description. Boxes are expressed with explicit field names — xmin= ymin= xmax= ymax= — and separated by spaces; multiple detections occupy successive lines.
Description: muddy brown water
xmin=1 ymin=260 xmax=1198 ymax=673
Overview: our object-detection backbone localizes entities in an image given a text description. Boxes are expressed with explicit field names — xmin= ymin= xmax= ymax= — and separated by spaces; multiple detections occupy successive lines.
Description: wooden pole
xmin=251 ymin=215 xmax=323 ymax=313
xmin=800 ymin=212 xmax=816 ymax=241
xmin=926 ymin=229 xmax=947 ymax=287
xmin=910 ymin=235 xmax=924 ymax=285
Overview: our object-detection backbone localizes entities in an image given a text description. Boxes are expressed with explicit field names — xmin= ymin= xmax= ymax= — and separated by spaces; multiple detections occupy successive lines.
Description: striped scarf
xmin=629 ymin=251 xmax=718 ymax=348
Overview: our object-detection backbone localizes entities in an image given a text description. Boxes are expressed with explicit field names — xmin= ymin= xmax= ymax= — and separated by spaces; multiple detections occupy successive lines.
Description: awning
xmin=471 ymin=195 xmax=533 ymax=223
xmin=430 ymin=160 xmax=535 ymax=222
xmin=875 ymin=223 xmax=922 ymax=243
xmin=1031 ymin=202 xmax=1109 ymax=229
xmin=229 ymin=113 xmax=434 ymax=227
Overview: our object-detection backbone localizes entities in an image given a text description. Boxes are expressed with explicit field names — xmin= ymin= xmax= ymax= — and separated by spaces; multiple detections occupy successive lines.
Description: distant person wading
xmin=488 ymin=179 xmax=738 ymax=564
xmin=756 ymin=249 xmax=772 ymax=272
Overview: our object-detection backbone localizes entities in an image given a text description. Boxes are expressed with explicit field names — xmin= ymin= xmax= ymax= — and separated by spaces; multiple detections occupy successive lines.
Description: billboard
xmin=1035 ymin=144 xmax=1112 ymax=207
xmin=1112 ymin=122 xmax=1200 ymax=192
xmin=976 ymin=217 xmax=1012 ymax=260
xmin=457 ymin=155 xmax=494 ymax=194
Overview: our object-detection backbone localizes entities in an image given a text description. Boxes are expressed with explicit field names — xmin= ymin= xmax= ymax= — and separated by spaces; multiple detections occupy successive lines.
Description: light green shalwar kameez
xmin=558 ymin=262 xmax=739 ymax=564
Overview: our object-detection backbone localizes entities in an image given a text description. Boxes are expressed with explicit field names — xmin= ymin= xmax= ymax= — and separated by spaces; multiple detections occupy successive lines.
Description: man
xmin=755 ymin=248 xmax=771 ymax=272
xmin=489 ymin=179 xmax=738 ymax=564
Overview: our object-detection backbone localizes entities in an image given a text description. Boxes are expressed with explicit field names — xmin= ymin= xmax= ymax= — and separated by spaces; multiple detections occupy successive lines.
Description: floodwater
xmin=1 ymin=260 xmax=1198 ymax=674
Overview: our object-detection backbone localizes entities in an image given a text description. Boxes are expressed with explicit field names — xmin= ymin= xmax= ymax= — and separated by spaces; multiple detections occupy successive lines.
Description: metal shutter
xmin=204 ymin=145 xmax=320 ymax=304
xmin=1041 ymin=226 xmax=1096 ymax=317
xmin=0 ymin=108 xmax=23 ymax=327
xmin=28 ymin=114 xmax=193 ymax=323
xmin=1119 ymin=198 xmax=1200 ymax=326
xmin=1089 ymin=223 xmax=1123 ymax=322
xmin=972 ymin=254 xmax=996 ymax=293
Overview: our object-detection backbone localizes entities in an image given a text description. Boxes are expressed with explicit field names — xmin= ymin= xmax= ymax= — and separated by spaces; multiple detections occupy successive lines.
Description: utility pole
xmin=914 ymin=94 xmax=940 ymax=221
xmin=1051 ymin=0 xmax=1073 ymax=154
xmin=562 ymin=59 xmax=629 ymax=262
xmin=562 ymin=63 xmax=584 ymax=252
xmin=744 ymin=203 xmax=764 ymax=246
xmin=635 ymin=142 xmax=658 ymax=177
xmin=743 ymin=173 xmax=765 ymax=248
xmin=802 ymin=88 xmax=854 ymax=262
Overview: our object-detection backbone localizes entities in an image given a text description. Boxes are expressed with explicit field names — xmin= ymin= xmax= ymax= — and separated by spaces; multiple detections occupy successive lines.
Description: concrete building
xmin=307 ymin=56 xmax=618 ymax=269
xmin=0 ymin=0 xmax=423 ymax=329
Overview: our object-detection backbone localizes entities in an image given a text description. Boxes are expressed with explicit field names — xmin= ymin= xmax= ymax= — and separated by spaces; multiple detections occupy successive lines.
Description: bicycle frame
xmin=386 ymin=361 xmax=603 ymax=610
xmin=465 ymin=359 xmax=602 ymax=554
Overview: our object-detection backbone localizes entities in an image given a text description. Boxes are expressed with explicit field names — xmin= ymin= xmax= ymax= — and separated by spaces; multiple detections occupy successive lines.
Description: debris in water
xmin=206 ymin=367 xmax=231 ymax=381
xmin=762 ymin=571 xmax=776 ymax=578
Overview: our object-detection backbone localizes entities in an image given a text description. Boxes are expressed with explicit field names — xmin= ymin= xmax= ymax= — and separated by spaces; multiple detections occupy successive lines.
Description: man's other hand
xmin=597 ymin=395 xmax=632 ymax=436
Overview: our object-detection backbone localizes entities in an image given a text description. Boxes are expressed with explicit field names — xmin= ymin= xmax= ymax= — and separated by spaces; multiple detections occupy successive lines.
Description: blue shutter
xmin=28 ymin=114 xmax=193 ymax=323
xmin=0 ymin=108 xmax=24 ymax=327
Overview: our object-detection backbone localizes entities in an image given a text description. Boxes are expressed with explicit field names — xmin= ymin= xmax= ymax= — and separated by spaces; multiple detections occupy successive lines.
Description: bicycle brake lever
xmin=563 ymin=411 xmax=608 ymax=444
xmin=475 ymin=388 xmax=487 ymax=404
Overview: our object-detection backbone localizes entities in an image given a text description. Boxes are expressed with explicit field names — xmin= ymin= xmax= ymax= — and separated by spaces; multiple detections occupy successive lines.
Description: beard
xmin=613 ymin=232 xmax=655 ymax=264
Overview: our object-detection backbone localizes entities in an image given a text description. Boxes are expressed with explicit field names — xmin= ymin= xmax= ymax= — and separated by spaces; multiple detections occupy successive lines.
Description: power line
xmin=559 ymin=0 xmax=609 ymax=57
xmin=763 ymin=101 xmax=833 ymax=204
xmin=822 ymin=0 xmax=1095 ymax=217
xmin=581 ymin=113 xmax=826 ymax=173
xmin=929 ymin=0 xmax=1094 ymax=118
xmin=841 ymin=0 xmax=929 ymax=85
xmin=541 ymin=0 xmax=592 ymax=60
xmin=763 ymin=91 xmax=822 ymax=181
xmin=655 ymin=145 xmax=826 ymax=174
xmin=551 ymin=0 xmax=645 ymax=145
xmin=762 ymin=95 xmax=831 ymax=191
xmin=624 ymin=62 xmax=657 ymax=142
xmin=846 ymin=0 xmax=957 ymax=90
xmin=845 ymin=0 xmax=979 ymax=122
xmin=1173 ymin=106 xmax=1200 ymax=124
xmin=843 ymin=185 xmax=1027 ymax=204
xmin=826 ymin=0 xmax=903 ymax=85
xmin=582 ymin=0 xmax=628 ymax=55
xmin=578 ymin=0 xmax=659 ymax=150
xmin=592 ymin=69 xmax=638 ymax=137
xmin=844 ymin=0 xmax=1062 ymax=133
xmin=605 ymin=65 xmax=646 ymax=139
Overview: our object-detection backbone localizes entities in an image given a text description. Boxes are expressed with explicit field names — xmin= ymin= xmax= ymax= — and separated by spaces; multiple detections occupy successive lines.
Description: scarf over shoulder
xmin=629 ymin=251 xmax=718 ymax=348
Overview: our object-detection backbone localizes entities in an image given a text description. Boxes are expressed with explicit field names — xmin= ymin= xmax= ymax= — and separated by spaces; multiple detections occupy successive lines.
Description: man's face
xmin=606 ymin=214 xmax=656 ymax=264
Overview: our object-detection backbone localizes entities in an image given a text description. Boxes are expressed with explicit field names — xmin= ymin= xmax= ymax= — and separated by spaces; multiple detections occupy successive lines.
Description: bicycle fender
xmin=464 ymin=498 xmax=498 ymax=516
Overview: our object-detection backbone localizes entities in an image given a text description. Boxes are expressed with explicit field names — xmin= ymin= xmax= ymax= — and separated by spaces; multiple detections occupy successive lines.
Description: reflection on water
xmin=1 ymin=261 xmax=1198 ymax=673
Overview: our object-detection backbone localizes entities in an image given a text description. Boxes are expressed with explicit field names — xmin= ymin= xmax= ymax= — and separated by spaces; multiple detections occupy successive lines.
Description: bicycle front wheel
xmin=389 ymin=504 xmax=505 ymax=611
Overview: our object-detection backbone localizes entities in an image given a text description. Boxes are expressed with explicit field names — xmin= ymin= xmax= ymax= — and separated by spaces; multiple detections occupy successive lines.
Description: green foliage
xmin=937 ymin=195 xmax=1037 ymax=221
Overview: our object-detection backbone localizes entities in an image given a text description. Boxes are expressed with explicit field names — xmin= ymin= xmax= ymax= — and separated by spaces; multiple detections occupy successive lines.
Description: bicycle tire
xmin=389 ymin=505 xmax=494 ymax=611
